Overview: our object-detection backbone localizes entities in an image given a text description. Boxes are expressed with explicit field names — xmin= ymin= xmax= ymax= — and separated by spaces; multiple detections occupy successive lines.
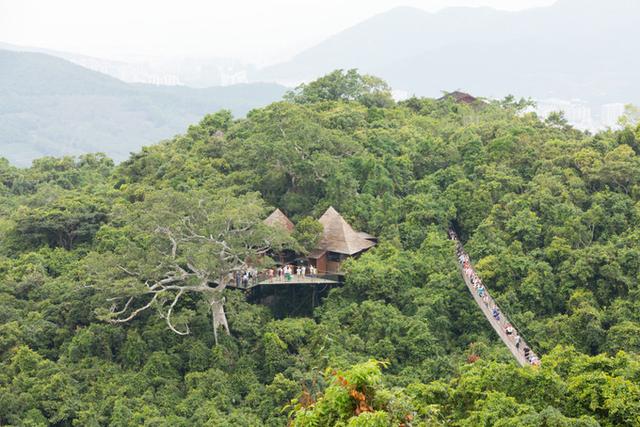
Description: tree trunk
xmin=208 ymin=293 xmax=230 ymax=345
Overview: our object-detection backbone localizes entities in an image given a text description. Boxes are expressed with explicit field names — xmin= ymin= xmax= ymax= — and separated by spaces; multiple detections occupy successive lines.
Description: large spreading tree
xmin=86 ymin=189 xmax=291 ymax=343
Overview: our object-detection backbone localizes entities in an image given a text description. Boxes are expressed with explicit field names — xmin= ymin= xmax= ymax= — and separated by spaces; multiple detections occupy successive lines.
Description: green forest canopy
xmin=1 ymin=70 xmax=640 ymax=426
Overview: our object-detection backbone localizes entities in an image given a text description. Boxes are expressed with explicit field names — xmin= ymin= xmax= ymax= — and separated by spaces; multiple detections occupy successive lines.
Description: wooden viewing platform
xmin=228 ymin=274 xmax=340 ymax=290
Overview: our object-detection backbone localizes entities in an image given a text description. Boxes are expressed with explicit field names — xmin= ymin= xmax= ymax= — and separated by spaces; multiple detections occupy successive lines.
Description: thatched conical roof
xmin=357 ymin=231 xmax=377 ymax=241
xmin=264 ymin=208 xmax=295 ymax=232
xmin=317 ymin=207 xmax=375 ymax=255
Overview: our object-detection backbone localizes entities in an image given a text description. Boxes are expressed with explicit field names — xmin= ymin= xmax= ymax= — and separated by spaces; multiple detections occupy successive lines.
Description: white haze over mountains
xmin=256 ymin=0 xmax=639 ymax=131
xmin=0 ymin=0 xmax=637 ymax=152
xmin=0 ymin=0 xmax=556 ymax=64
xmin=0 ymin=42 xmax=253 ymax=88
xmin=1 ymin=0 xmax=556 ymax=87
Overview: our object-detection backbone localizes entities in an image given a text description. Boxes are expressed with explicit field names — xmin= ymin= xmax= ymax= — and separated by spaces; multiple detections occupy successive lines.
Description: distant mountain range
xmin=259 ymin=0 xmax=640 ymax=104
xmin=7 ymin=0 xmax=639 ymax=106
xmin=2 ymin=0 xmax=639 ymax=165
xmin=0 ymin=50 xmax=286 ymax=166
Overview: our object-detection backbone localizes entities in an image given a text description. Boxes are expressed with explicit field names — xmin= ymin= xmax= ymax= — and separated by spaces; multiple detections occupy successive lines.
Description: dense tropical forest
xmin=1 ymin=70 xmax=639 ymax=426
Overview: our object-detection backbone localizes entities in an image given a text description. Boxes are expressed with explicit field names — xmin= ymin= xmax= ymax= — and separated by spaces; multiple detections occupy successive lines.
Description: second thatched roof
xmin=264 ymin=208 xmax=295 ymax=232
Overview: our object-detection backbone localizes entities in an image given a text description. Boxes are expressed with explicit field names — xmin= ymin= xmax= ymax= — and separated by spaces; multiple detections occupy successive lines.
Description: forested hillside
xmin=1 ymin=71 xmax=639 ymax=426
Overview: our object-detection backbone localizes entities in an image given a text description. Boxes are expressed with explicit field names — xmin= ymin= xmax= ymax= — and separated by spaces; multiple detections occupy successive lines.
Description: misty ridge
xmin=0 ymin=50 xmax=286 ymax=166
xmin=1 ymin=0 xmax=639 ymax=165
xmin=262 ymin=0 xmax=639 ymax=101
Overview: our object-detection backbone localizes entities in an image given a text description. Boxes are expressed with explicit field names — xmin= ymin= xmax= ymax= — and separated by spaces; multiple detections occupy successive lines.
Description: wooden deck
xmin=229 ymin=275 xmax=340 ymax=290
xmin=258 ymin=276 xmax=338 ymax=286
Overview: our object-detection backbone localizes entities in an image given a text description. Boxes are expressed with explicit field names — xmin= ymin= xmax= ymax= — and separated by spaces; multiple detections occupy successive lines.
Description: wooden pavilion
xmin=438 ymin=91 xmax=478 ymax=104
xmin=230 ymin=207 xmax=376 ymax=314
xmin=308 ymin=206 xmax=376 ymax=274
xmin=259 ymin=206 xmax=376 ymax=278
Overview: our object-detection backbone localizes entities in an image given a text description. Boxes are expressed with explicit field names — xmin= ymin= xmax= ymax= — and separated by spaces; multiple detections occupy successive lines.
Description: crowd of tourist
xmin=237 ymin=264 xmax=319 ymax=287
xmin=266 ymin=264 xmax=318 ymax=282
xmin=449 ymin=230 xmax=541 ymax=367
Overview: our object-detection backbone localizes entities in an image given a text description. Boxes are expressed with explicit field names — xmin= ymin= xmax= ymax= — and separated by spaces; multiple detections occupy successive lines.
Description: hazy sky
xmin=0 ymin=0 xmax=557 ymax=64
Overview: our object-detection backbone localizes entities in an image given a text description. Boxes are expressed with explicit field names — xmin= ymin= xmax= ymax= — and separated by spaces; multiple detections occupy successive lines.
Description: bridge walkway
xmin=449 ymin=230 xmax=539 ymax=367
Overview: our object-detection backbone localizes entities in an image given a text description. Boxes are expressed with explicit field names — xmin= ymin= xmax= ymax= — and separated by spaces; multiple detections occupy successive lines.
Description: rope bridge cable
xmin=448 ymin=229 xmax=541 ymax=367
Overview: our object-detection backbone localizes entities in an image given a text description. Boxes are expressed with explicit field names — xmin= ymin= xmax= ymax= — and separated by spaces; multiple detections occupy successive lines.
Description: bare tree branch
xmin=108 ymin=296 xmax=134 ymax=316
xmin=162 ymin=289 xmax=189 ymax=335
xmin=109 ymin=293 xmax=159 ymax=323
xmin=156 ymin=226 xmax=178 ymax=258
xmin=118 ymin=265 xmax=140 ymax=277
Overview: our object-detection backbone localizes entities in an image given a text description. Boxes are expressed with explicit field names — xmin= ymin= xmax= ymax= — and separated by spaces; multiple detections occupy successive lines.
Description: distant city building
xmin=531 ymin=99 xmax=632 ymax=132
xmin=218 ymin=66 xmax=249 ymax=86
xmin=534 ymin=98 xmax=594 ymax=130
xmin=62 ymin=55 xmax=252 ymax=87
xmin=600 ymin=103 xmax=626 ymax=129
xmin=69 ymin=57 xmax=183 ymax=86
